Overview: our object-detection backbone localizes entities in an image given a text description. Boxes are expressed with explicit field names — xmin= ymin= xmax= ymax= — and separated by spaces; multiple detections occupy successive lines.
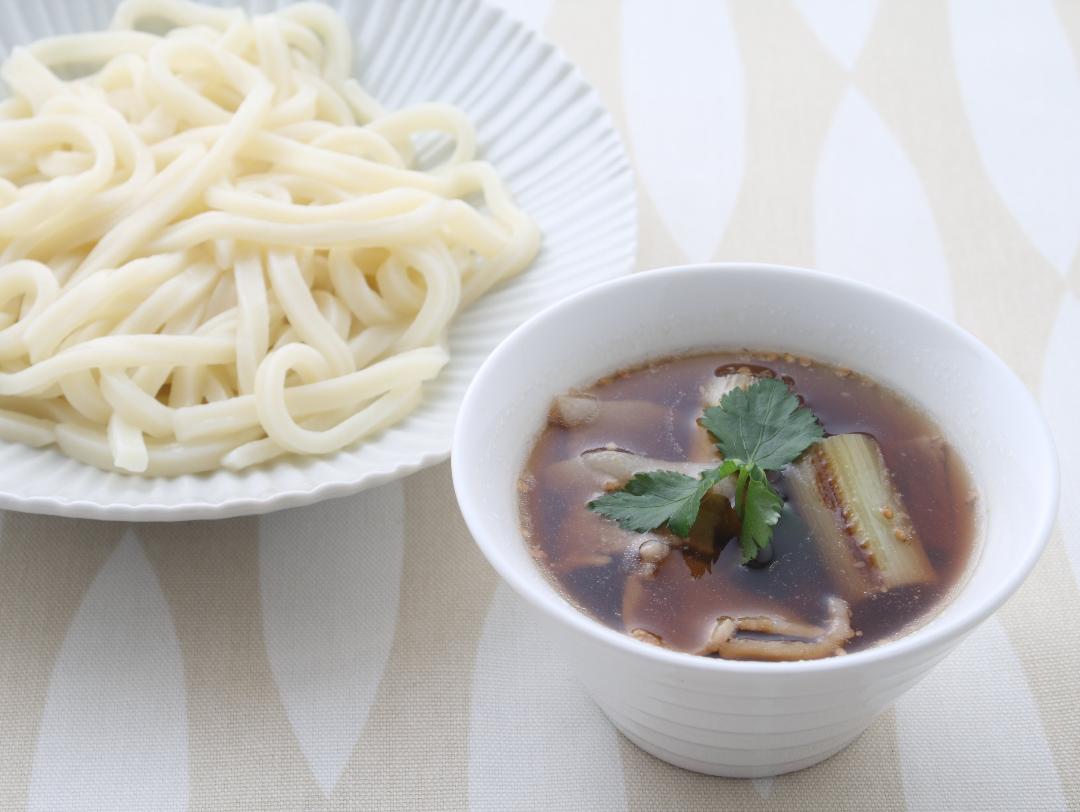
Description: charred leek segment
xmin=787 ymin=433 xmax=935 ymax=602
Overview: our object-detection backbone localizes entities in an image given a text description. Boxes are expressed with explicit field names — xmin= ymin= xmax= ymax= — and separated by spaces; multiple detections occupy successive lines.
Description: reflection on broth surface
xmin=519 ymin=352 xmax=977 ymax=660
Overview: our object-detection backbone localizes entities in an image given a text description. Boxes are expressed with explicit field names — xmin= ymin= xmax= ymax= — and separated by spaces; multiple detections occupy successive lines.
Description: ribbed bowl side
xmin=535 ymin=608 xmax=957 ymax=777
xmin=0 ymin=0 xmax=636 ymax=519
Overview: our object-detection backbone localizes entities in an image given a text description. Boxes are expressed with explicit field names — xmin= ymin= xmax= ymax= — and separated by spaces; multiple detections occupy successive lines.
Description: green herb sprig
xmin=587 ymin=378 xmax=823 ymax=563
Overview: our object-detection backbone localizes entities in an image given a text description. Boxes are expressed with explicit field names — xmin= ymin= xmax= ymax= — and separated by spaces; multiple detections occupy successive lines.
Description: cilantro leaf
xmin=587 ymin=470 xmax=700 ymax=536
xmin=588 ymin=461 xmax=738 ymax=537
xmin=700 ymin=378 xmax=823 ymax=470
xmin=738 ymin=472 xmax=783 ymax=561
xmin=587 ymin=378 xmax=825 ymax=566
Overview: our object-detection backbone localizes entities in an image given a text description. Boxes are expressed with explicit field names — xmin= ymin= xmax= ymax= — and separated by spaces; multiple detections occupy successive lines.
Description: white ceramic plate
xmin=0 ymin=0 xmax=636 ymax=520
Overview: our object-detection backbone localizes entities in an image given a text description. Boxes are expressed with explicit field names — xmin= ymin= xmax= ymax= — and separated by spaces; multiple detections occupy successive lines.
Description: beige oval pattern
xmin=950 ymin=0 xmax=1080 ymax=276
xmin=1041 ymin=293 xmax=1080 ymax=587
xmin=468 ymin=583 xmax=628 ymax=811
xmin=259 ymin=483 xmax=406 ymax=796
xmin=894 ymin=617 xmax=1067 ymax=810
xmin=27 ymin=533 xmax=188 ymax=812
xmin=792 ymin=0 xmax=880 ymax=71
xmin=815 ymin=87 xmax=954 ymax=318
xmin=620 ymin=0 xmax=745 ymax=263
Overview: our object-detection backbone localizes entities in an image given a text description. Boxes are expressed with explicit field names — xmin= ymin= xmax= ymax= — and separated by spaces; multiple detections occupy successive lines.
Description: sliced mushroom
xmin=548 ymin=394 xmax=669 ymax=429
xmin=895 ymin=434 xmax=952 ymax=507
xmin=630 ymin=628 xmax=665 ymax=647
xmin=580 ymin=448 xmax=737 ymax=501
xmin=622 ymin=574 xmax=649 ymax=629
xmin=546 ymin=502 xmax=669 ymax=577
xmin=688 ymin=372 xmax=757 ymax=461
xmin=698 ymin=596 xmax=854 ymax=661
xmin=638 ymin=538 xmax=671 ymax=564
xmin=731 ymin=614 xmax=824 ymax=639
xmin=685 ymin=490 xmax=739 ymax=558
xmin=542 ymin=449 xmax=737 ymax=579
xmin=547 ymin=549 xmax=613 ymax=574
xmin=549 ymin=393 xmax=601 ymax=428
xmin=702 ymin=371 xmax=757 ymax=406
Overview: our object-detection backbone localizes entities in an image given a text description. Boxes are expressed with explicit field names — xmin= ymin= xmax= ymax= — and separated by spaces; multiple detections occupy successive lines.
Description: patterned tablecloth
xmin=1 ymin=1 xmax=1079 ymax=809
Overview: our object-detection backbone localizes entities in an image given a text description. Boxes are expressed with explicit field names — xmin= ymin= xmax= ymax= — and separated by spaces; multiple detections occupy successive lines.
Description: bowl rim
xmin=451 ymin=261 xmax=1061 ymax=676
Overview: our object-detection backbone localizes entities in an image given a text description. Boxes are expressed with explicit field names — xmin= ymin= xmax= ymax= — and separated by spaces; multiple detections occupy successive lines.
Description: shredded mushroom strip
xmin=697 ymin=597 xmax=855 ymax=661
xmin=0 ymin=0 xmax=540 ymax=474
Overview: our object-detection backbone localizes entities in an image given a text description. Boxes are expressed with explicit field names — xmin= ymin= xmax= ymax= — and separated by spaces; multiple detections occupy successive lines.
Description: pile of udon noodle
xmin=0 ymin=0 xmax=539 ymax=474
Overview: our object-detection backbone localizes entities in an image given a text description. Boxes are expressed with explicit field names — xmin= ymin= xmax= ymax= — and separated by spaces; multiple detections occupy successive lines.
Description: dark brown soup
xmin=518 ymin=352 xmax=978 ymax=660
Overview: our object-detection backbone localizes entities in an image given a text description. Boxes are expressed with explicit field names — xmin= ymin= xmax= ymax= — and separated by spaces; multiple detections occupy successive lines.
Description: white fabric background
xmin=0 ymin=1 xmax=1078 ymax=809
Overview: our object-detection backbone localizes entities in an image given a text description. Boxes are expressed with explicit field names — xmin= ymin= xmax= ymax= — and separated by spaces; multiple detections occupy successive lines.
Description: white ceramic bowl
xmin=452 ymin=263 xmax=1059 ymax=777
xmin=0 ymin=0 xmax=635 ymax=520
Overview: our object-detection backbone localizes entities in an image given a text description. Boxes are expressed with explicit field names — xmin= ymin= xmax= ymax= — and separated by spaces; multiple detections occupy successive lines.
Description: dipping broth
xmin=518 ymin=352 xmax=978 ymax=661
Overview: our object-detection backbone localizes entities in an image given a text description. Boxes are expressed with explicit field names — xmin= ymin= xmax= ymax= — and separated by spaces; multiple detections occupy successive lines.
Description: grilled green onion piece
xmin=787 ymin=433 xmax=935 ymax=601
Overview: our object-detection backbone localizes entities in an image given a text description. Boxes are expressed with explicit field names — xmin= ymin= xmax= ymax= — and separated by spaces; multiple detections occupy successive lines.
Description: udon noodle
xmin=0 ymin=0 xmax=539 ymax=474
